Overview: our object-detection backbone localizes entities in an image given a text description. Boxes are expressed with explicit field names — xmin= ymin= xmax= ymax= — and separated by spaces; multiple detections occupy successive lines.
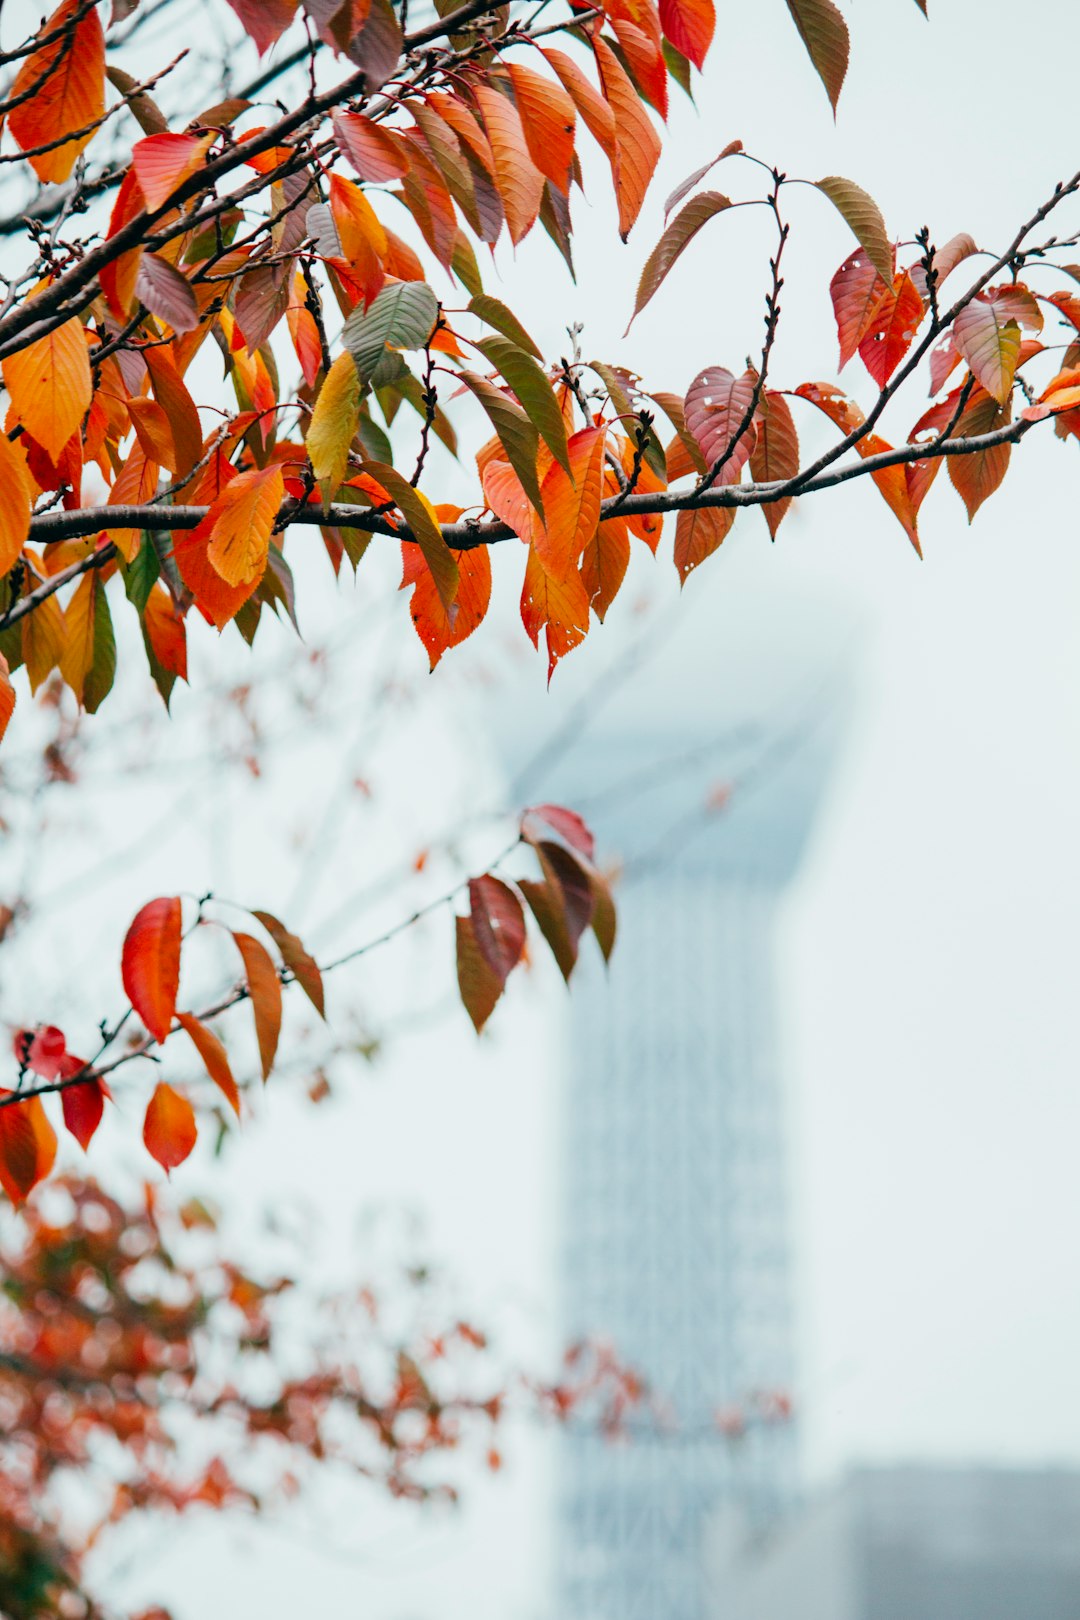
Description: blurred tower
xmin=496 ymin=582 xmax=848 ymax=1620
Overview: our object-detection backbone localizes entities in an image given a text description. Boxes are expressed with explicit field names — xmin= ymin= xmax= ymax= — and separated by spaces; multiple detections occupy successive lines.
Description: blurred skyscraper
xmin=495 ymin=583 xmax=849 ymax=1620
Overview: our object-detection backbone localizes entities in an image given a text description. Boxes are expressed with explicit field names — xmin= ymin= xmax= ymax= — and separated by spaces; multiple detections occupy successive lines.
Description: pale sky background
xmin=1 ymin=0 xmax=1079 ymax=1615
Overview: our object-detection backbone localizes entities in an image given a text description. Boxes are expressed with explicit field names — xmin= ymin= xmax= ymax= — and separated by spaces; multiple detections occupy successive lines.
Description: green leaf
xmin=451 ymin=233 xmax=484 ymax=298
xmin=121 ymin=538 xmax=160 ymax=614
xmin=83 ymin=578 xmax=116 ymax=714
xmin=468 ymin=295 xmax=543 ymax=360
xmin=457 ymin=370 xmax=544 ymax=519
xmin=628 ymin=191 xmax=731 ymax=327
xmin=589 ymin=361 xmax=667 ymax=481
xmin=476 ymin=335 xmax=572 ymax=478
xmin=786 ymin=0 xmax=850 ymax=113
xmin=814 ymin=175 xmax=893 ymax=284
xmin=343 ymin=282 xmax=439 ymax=384
xmin=361 ymin=461 xmax=458 ymax=613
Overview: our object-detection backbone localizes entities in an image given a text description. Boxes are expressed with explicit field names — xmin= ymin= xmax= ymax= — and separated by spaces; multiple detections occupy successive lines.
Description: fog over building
xmin=490 ymin=580 xmax=851 ymax=1620
xmin=708 ymin=1464 xmax=1080 ymax=1620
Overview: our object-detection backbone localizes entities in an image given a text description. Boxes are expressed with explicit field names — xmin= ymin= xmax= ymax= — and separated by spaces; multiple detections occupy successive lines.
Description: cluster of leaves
xmin=1 ymin=802 xmax=612 ymax=1194
xmin=0 ymin=0 xmax=1050 ymax=749
xmin=0 ymin=1175 xmax=647 ymax=1619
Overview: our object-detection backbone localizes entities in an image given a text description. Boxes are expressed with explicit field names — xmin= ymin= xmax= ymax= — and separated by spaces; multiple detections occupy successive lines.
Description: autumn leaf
xmin=459 ymin=372 xmax=544 ymax=520
xmin=122 ymin=896 xmax=182 ymax=1043
xmin=952 ymin=300 xmax=1021 ymax=406
xmin=0 ymin=656 xmax=15 ymax=748
xmin=857 ymin=270 xmax=924 ymax=387
xmin=468 ymin=875 xmax=527 ymax=984
xmin=456 ymin=914 xmax=503 ymax=1033
xmin=8 ymin=0 xmax=106 ymax=184
xmin=749 ymin=390 xmax=800 ymax=537
xmin=592 ymin=36 xmax=661 ymax=240
xmin=520 ymin=545 xmax=590 ymax=681
xmin=225 ymin=0 xmax=298 ymax=53
xmin=333 ymin=111 xmax=410 ymax=182
xmin=521 ymin=803 xmax=596 ymax=861
xmin=402 ymin=539 xmax=491 ymax=669
xmin=132 ymin=132 xmax=215 ymax=210
xmin=506 ymin=63 xmax=576 ymax=194
xmin=830 ymin=251 xmax=888 ymax=370
xmin=307 ymin=351 xmax=360 ymax=500
xmin=785 ymin=0 xmax=849 ymax=112
xmin=0 ymin=433 xmax=34 ymax=573
xmin=362 ymin=462 xmax=459 ymax=615
xmin=4 ymin=317 xmax=92 ymax=459
xmin=252 ymin=911 xmax=325 ymax=1018
xmin=473 ymin=82 xmax=544 ymax=247
xmin=60 ymin=1072 xmax=106 ymax=1151
xmin=658 ymin=0 xmax=715 ymax=72
xmin=477 ymin=335 xmax=571 ymax=478
xmin=684 ymin=365 xmax=757 ymax=477
xmin=815 ymin=176 xmax=893 ymax=285
xmin=143 ymin=1082 xmax=198 ymax=1173
xmin=533 ymin=425 xmax=605 ymax=582
xmin=673 ymin=503 xmax=733 ymax=583
xmin=177 ymin=1013 xmax=240 ymax=1117
xmin=0 ymin=1094 xmax=57 ymax=1203
xmin=581 ymin=519 xmax=630 ymax=620
xmin=205 ymin=465 xmax=285 ymax=587
xmin=630 ymin=191 xmax=731 ymax=327
xmin=232 ymin=932 xmax=282 ymax=1080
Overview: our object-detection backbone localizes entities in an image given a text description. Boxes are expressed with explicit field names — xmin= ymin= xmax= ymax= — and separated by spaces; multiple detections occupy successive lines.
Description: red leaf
xmin=143 ymin=1081 xmax=197 ymax=1173
xmin=122 ymin=897 xmax=182 ymax=1043
xmin=251 ymin=912 xmax=325 ymax=1018
xmin=132 ymin=132 xmax=214 ymax=210
xmin=468 ymin=875 xmax=526 ymax=985
xmin=60 ymin=1068 xmax=106 ymax=1151
xmin=684 ymin=365 xmax=757 ymax=477
xmin=401 ymin=540 xmax=491 ymax=670
xmin=522 ymin=804 xmax=596 ymax=861
xmin=456 ymin=914 xmax=502 ymax=1033
xmin=829 ymin=251 xmax=887 ymax=370
xmin=658 ymin=0 xmax=715 ymax=71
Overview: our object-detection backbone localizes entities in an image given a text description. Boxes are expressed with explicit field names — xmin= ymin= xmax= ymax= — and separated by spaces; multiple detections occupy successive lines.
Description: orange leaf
xmin=857 ymin=271 xmax=924 ymax=387
xmin=132 ymin=132 xmax=215 ymax=210
xmin=8 ymin=0 xmax=105 ymax=184
xmin=829 ymin=250 xmax=887 ymax=370
xmin=205 ymin=465 xmax=284 ymax=587
xmin=506 ymin=64 xmax=576 ymax=194
xmin=4 ymin=316 xmax=91 ymax=460
xmin=251 ymin=911 xmax=325 ymax=1018
xmin=673 ymin=503 xmax=733 ymax=583
xmin=143 ymin=585 xmax=188 ymax=680
xmin=0 ymin=655 xmax=14 ymax=748
xmin=232 ymin=932 xmax=282 ymax=1080
xmin=541 ymin=48 xmax=616 ymax=164
xmin=0 ymin=1093 xmax=57 ymax=1202
xmin=0 ymin=433 xmax=33 ymax=573
xmin=592 ymin=36 xmax=661 ymax=240
xmin=401 ymin=539 xmax=491 ymax=669
xmin=333 ymin=110 xmax=410 ymax=182
xmin=534 ymin=425 xmax=605 ymax=582
xmin=581 ymin=519 xmax=630 ymax=620
xmin=328 ymin=172 xmax=387 ymax=306
xmin=122 ymin=896 xmax=182 ymax=1043
xmin=100 ymin=169 xmax=147 ymax=319
xmin=143 ymin=1081 xmax=197 ymax=1173
xmin=520 ymin=545 xmax=590 ymax=682
xmin=177 ymin=1012 xmax=240 ymax=1117
xmin=473 ymin=82 xmax=544 ymax=247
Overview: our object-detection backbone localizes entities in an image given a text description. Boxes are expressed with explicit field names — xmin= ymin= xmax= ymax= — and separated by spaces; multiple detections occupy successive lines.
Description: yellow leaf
xmin=205 ymin=465 xmax=284 ymax=587
xmin=59 ymin=571 xmax=96 ymax=700
xmin=22 ymin=588 xmax=66 ymax=694
xmin=4 ymin=317 xmax=91 ymax=459
xmin=0 ymin=434 xmax=34 ymax=573
xmin=306 ymin=352 xmax=360 ymax=501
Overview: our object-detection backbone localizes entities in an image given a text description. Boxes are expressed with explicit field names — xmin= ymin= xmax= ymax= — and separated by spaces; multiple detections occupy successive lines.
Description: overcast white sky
xmin=4 ymin=0 xmax=1080 ymax=1614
